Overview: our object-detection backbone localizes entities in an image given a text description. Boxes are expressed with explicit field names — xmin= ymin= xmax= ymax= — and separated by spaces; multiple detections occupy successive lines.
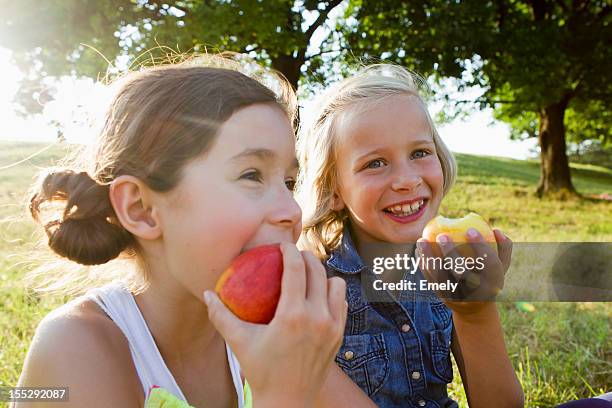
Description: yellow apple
xmin=422 ymin=212 xmax=498 ymax=256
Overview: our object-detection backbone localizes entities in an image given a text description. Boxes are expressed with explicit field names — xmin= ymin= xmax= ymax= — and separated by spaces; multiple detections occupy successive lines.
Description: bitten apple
xmin=422 ymin=212 xmax=498 ymax=256
xmin=215 ymin=244 xmax=283 ymax=324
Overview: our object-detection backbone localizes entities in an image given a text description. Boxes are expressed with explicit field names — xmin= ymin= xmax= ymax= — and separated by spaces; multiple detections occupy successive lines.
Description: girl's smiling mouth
xmin=383 ymin=198 xmax=428 ymax=224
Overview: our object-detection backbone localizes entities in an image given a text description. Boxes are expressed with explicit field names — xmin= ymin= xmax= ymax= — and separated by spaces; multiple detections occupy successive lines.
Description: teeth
xmin=387 ymin=199 xmax=425 ymax=216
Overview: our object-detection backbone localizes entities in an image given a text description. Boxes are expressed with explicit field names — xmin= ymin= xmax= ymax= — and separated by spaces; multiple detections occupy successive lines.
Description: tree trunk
xmin=536 ymin=100 xmax=576 ymax=196
xmin=271 ymin=54 xmax=304 ymax=129
xmin=271 ymin=54 xmax=303 ymax=92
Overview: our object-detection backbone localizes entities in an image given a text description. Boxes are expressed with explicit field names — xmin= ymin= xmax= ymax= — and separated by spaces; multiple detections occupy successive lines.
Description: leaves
xmin=0 ymin=0 xmax=345 ymax=111
xmin=341 ymin=0 xmax=611 ymax=144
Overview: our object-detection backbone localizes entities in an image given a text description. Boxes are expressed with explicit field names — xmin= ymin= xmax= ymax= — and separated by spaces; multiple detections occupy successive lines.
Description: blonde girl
xmin=297 ymin=64 xmax=524 ymax=408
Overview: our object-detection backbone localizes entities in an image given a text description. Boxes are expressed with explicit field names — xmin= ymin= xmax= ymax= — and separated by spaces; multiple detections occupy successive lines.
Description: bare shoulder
xmin=15 ymin=296 xmax=143 ymax=407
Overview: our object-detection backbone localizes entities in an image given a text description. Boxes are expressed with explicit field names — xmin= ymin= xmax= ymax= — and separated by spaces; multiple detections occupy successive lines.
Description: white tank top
xmin=84 ymin=282 xmax=245 ymax=407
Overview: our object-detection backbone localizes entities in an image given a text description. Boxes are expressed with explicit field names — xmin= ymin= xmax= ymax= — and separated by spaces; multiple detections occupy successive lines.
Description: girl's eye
xmin=285 ymin=178 xmax=296 ymax=191
xmin=240 ymin=170 xmax=262 ymax=183
xmin=366 ymin=159 xmax=386 ymax=169
xmin=412 ymin=149 xmax=430 ymax=159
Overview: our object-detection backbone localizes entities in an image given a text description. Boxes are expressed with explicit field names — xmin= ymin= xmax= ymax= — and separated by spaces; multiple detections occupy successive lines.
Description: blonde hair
xmin=26 ymin=53 xmax=296 ymax=295
xmin=296 ymin=64 xmax=457 ymax=259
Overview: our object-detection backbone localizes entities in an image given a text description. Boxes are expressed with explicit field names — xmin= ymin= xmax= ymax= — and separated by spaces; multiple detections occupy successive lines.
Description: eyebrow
xmin=355 ymin=148 xmax=386 ymax=163
xmin=354 ymin=139 xmax=434 ymax=163
xmin=229 ymin=148 xmax=299 ymax=169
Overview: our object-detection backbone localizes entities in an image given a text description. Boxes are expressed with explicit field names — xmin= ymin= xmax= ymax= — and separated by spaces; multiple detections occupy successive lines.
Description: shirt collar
xmin=326 ymin=224 xmax=368 ymax=274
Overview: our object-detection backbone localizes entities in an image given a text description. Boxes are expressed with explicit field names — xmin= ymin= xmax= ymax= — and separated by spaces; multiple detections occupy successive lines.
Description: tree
xmin=343 ymin=0 xmax=611 ymax=196
xmin=0 ymin=0 xmax=344 ymax=109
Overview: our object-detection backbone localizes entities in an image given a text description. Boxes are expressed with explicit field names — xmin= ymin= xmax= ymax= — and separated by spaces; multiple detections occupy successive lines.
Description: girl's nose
xmin=390 ymin=164 xmax=423 ymax=192
xmin=269 ymin=187 xmax=302 ymax=228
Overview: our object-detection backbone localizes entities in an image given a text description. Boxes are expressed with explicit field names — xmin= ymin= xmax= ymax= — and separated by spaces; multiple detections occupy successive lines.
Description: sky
xmin=0 ymin=46 xmax=539 ymax=159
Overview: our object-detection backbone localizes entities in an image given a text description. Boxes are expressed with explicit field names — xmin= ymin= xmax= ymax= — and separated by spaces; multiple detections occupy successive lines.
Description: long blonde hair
xmin=296 ymin=64 xmax=457 ymax=259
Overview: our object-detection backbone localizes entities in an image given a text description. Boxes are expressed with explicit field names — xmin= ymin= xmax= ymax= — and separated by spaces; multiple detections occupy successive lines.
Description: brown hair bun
xmin=30 ymin=170 xmax=133 ymax=265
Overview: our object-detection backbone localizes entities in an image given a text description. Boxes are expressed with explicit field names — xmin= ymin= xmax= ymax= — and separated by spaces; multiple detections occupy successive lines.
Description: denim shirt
xmin=325 ymin=227 xmax=458 ymax=408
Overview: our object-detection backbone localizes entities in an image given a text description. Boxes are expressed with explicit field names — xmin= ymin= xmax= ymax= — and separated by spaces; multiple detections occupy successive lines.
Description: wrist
xmin=452 ymin=302 xmax=499 ymax=325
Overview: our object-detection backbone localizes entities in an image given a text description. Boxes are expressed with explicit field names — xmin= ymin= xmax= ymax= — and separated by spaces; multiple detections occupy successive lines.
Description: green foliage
xmin=342 ymin=0 xmax=611 ymax=145
xmin=0 ymin=0 xmax=345 ymax=109
xmin=565 ymin=99 xmax=612 ymax=146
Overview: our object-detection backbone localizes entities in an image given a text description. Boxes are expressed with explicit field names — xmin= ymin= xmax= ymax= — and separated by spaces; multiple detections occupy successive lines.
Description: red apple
xmin=215 ymin=244 xmax=283 ymax=324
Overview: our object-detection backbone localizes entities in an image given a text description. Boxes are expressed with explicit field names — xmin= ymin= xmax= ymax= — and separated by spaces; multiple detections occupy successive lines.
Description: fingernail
xmin=467 ymin=228 xmax=479 ymax=238
xmin=437 ymin=234 xmax=449 ymax=244
xmin=203 ymin=290 xmax=213 ymax=305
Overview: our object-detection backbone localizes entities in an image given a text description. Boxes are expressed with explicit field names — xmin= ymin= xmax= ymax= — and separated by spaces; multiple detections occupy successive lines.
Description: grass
xmin=0 ymin=141 xmax=610 ymax=407
xmin=441 ymin=153 xmax=612 ymax=242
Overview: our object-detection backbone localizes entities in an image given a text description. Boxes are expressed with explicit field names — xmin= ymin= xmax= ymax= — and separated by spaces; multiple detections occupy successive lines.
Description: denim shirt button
xmin=401 ymin=323 xmax=411 ymax=332
xmin=411 ymin=371 xmax=421 ymax=380
xmin=344 ymin=350 xmax=355 ymax=360
xmin=417 ymin=399 xmax=426 ymax=407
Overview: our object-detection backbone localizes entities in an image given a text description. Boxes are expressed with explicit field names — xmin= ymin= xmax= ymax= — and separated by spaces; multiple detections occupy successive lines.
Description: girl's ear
xmin=109 ymin=175 xmax=162 ymax=240
xmin=331 ymin=191 xmax=345 ymax=212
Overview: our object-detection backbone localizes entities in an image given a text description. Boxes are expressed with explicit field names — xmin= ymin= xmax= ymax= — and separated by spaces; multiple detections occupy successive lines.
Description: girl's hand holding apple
xmin=204 ymin=242 xmax=348 ymax=407
xmin=416 ymin=213 xmax=513 ymax=315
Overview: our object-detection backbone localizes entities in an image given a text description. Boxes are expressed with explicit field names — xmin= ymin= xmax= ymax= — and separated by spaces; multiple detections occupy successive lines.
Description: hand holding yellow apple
xmin=417 ymin=212 xmax=513 ymax=313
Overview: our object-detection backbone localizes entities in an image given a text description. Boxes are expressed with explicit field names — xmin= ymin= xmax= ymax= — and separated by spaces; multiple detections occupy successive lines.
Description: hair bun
xmin=30 ymin=169 xmax=133 ymax=265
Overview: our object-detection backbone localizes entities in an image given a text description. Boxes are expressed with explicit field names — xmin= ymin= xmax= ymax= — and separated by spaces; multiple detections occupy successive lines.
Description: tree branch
xmin=452 ymin=98 xmax=523 ymax=105
xmin=304 ymin=0 xmax=343 ymax=43
xmin=306 ymin=47 xmax=342 ymax=59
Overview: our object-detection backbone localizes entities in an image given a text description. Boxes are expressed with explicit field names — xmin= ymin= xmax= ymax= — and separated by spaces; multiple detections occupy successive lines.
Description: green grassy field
xmin=0 ymin=141 xmax=610 ymax=407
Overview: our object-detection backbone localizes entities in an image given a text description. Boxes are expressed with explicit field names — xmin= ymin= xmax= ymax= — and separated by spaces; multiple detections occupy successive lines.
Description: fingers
xmin=416 ymin=238 xmax=433 ymax=259
xmin=464 ymin=228 xmax=498 ymax=260
xmin=327 ymin=276 xmax=348 ymax=331
xmin=466 ymin=229 xmax=505 ymax=295
xmin=416 ymin=238 xmax=440 ymax=282
xmin=277 ymin=242 xmax=307 ymax=312
xmin=435 ymin=234 xmax=455 ymax=257
xmin=302 ymin=250 xmax=328 ymax=305
xmin=203 ymin=290 xmax=253 ymax=345
xmin=302 ymin=250 xmax=347 ymax=349
xmin=432 ymin=235 xmax=473 ymax=281
xmin=325 ymin=277 xmax=348 ymax=365
xmin=494 ymin=229 xmax=513 ymax=271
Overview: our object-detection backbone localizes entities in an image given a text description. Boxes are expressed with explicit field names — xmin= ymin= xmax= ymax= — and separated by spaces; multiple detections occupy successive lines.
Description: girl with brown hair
xmin=14 ymin=56 xmax=348 ymax=407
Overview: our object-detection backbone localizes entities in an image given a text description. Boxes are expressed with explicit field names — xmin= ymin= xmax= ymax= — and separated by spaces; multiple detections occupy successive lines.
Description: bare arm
xmin=419 ymin=228 xmax=524 ymax=407
xmin=451 ymin=303 xmax=524 ymax=408
xmin=315 ymin=364 xmax=377 ymax=407
xmin=13 ymin=310 xmax=143 ymax=408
